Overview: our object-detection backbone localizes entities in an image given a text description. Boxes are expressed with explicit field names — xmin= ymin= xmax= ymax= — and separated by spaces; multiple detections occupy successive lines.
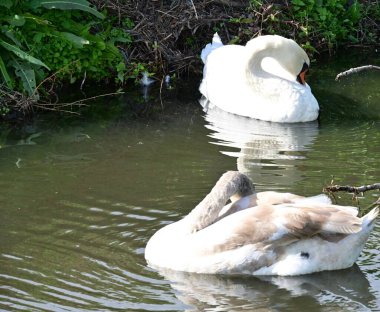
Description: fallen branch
xmin=335 ymin=65 xmax=380 ymax=81
xmin=324 ymin=183 xmax=380 ymax=194
xmin=34 ymin=91 xmax=124 ymax=114
xmin=324 ymin=182 xmax=380 ymax=216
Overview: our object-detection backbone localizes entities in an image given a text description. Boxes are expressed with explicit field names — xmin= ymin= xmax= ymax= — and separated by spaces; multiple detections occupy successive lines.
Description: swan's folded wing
xmin=256 ymin=192 xmax=333 ymax=206
xmin=256 ymin=191 xmax=304 ymax=205
xmin=202 ymin=203 xmax=362 ymax=253
xmin=275 ymin=204 xmax=362 ymax=238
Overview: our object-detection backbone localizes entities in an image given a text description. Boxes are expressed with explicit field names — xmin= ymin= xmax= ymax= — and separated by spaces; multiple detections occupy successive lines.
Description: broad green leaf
xmin=0 ymin=0 xmax=13 ymax=9
xmin=0 ymin=39 xmax=50 ymax=70
xmin=30 ymin=0 xmax=104 ymax=19
xmin=57 ymin=32 xmax=90 ymax=48
xmin=11 ymin=59 xmax=39 ymax=99
xmin=0 ymin=55 xmax=13 ymax=88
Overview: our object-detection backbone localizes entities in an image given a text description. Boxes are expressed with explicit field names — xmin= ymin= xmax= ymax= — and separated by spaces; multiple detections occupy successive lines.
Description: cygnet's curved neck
xmin=184 ymin=172 xmax=254 ymax=233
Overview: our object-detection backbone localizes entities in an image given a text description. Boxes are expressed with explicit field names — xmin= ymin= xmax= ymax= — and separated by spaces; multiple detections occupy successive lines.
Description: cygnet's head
xmin=220 ymin=171 xmax=255 ymax=203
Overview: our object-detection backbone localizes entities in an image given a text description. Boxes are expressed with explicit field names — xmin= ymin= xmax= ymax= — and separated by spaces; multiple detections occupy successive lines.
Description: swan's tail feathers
xmin=361 ymin=206 xmax=379 ymax=228
xmin=200 ymin=33 xmax=223 ymax=63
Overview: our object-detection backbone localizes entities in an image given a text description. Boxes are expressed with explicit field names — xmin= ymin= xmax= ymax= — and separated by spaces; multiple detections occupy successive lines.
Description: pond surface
xmin=1 ymin=51 xmax=380 ymax=311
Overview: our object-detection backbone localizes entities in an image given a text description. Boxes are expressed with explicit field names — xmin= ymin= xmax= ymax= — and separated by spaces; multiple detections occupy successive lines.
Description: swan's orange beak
xmin=297 ymin=62 xmax=309 ymax=85
xmin=297 ymin=71 xmax=307 ymax=85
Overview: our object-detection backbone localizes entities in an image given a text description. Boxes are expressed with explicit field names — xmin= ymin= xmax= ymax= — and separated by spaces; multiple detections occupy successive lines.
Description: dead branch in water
xmin=324 ymin=183 xmax=380 ymax=194
xmin=335 ymin=65 xmax=380 ymax=81
xmin=324 ymin=182 xmax=380 ymax=216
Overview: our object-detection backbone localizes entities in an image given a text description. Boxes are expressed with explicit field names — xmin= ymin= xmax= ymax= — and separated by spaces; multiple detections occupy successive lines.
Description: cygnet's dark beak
xmin=297 ymin=62 xmax=309 ymax=85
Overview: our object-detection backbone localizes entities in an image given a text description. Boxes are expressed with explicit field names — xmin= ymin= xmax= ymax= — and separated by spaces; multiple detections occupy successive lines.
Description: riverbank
xmin=0 ymin=0 xmax=379 ymax=121
xmin=96 ymin=0 xmax=379 ymax=75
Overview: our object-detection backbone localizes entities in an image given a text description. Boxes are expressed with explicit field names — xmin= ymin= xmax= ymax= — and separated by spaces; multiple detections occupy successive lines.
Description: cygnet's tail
xmin=200 ymin=33 xmax=223 ymax=63
xmin=361 ymin=206 xmax=379 ymax=228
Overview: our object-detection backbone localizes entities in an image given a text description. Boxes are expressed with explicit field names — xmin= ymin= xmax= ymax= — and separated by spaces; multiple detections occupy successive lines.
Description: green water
xmin=0 ymin=52 xmax=380 ymax=311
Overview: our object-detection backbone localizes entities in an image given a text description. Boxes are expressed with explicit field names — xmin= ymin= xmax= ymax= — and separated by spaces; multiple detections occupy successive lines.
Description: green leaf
xmin=0 ymin=55 xmax=14 ymax=88
xmin=30 ymin=0 xmax=104 ymax=19
xmin=0 ymin=39 xmax=50 ymax=70
xmin=11 ymin=59 xmax=39 ymax=99
xmin=57 ymin=32 xmax=90 ymax=48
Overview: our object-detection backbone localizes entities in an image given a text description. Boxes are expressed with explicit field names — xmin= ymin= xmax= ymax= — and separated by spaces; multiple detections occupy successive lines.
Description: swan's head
xmin=246 ymin=35 xmax=311 ymax=85
xmin=277 ymin=37 xmax=310 ymax=85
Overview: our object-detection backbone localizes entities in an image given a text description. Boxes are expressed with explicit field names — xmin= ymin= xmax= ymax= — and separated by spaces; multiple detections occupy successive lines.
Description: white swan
xmin=199 ymin=34 xmax=319 ymax=123
xmin=145 ymin=171 xmax=379 ymax=276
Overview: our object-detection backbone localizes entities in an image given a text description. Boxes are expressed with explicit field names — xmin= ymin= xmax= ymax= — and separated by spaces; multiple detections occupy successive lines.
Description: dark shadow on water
xmin=316 ymin=89 xmax=380 ymax=122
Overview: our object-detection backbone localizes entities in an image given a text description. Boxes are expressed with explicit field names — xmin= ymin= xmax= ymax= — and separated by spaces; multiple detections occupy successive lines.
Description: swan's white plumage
xmin=199 ymin=34 xmax=319 ymax=123
xmin=145 ymin=171 xmax=379 ymax=276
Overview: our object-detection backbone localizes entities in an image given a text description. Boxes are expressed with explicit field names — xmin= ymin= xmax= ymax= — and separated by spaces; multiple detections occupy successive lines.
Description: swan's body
xmin=145 ymin=171 xmax=379 ymax=276
xmin=199 ymin=34 xmax=319 ymax=123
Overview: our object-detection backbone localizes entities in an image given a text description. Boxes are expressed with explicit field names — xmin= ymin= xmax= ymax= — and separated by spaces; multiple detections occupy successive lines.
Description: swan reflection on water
xmin=157 ymin=264 xmax=375 ymax=311
xmin=203 ymin=104 xmax=319 ymax=187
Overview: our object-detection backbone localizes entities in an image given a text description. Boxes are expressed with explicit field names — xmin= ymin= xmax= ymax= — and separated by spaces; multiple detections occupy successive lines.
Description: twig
xmin=324 ymin=183 xmax=380 ymax=194
xmin=189 ymin=0 xmax=198 ymax=19
xmin=34 ymin=91 xmax=124 ymax=114
xmin=335 ymin=65 xmax=380 ymax=81
xmin=33 ymin=104 xmax=81 ymax=115
xmin=80 ymin=70 xmax=87 ymax=91
xmin=58 ymin=91 xmax=124 ymax=106
xmin=159 ymin=75 xmax=165 ymax=110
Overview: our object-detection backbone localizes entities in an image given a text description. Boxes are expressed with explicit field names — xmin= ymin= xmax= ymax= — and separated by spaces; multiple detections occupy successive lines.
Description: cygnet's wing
xmin=216 ymin=192 xmax=338 ymax=224
xmin=274 ymin=203 xmax=362 ymax=237
xmin=256 ymin=191 xmax=304 ymax=205
xmin=197 ymin=203 xmax=362 ymax=254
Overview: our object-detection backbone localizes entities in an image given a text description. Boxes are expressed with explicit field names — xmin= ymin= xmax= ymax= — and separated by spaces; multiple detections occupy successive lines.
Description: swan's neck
xmin=246 ymin=48 xmax=292 ymax=83
xmin=246 ymin=48 xmax=271 ymax=80
xmin=184 ymin=172 xmax=254 ymax=233
xmin=245 ymin=40 xmax=299 ymax=84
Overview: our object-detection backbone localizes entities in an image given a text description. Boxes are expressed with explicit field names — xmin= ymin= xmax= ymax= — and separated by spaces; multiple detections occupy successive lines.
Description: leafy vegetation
xmin=0 ymin=0 xmax=378 ymax=120
xmin=233 ymin=0 xmax=369 ymax=53
xmin=0 ymin=0 xmax=133 ymax=115
xmin=289 ymin=0 xmax=362 ymax=50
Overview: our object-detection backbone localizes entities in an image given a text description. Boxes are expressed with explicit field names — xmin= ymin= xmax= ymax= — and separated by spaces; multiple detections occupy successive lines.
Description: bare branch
xmin=324 ymin=183 xmax=380 ymax=194
xmin=335 ymin=65 xmax=380 ymax=81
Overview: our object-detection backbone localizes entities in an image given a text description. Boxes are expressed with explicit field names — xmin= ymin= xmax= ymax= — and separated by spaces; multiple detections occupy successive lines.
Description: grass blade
xmin=0 ymin=55 xmax=14 ymax=88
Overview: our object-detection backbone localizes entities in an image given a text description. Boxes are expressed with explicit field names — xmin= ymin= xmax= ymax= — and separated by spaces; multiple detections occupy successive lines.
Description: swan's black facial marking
xmin=300 ymin=251 xmax=310 ymax=259
xmin=297 ymin=62 xmax=309 ymax=85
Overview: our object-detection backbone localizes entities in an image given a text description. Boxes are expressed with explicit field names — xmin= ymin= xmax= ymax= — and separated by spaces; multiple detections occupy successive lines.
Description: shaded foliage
xmin=0 ymin=0 xmax=131 ymax=115
xmin=92 ymin=0 xmax=379 ymax=78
